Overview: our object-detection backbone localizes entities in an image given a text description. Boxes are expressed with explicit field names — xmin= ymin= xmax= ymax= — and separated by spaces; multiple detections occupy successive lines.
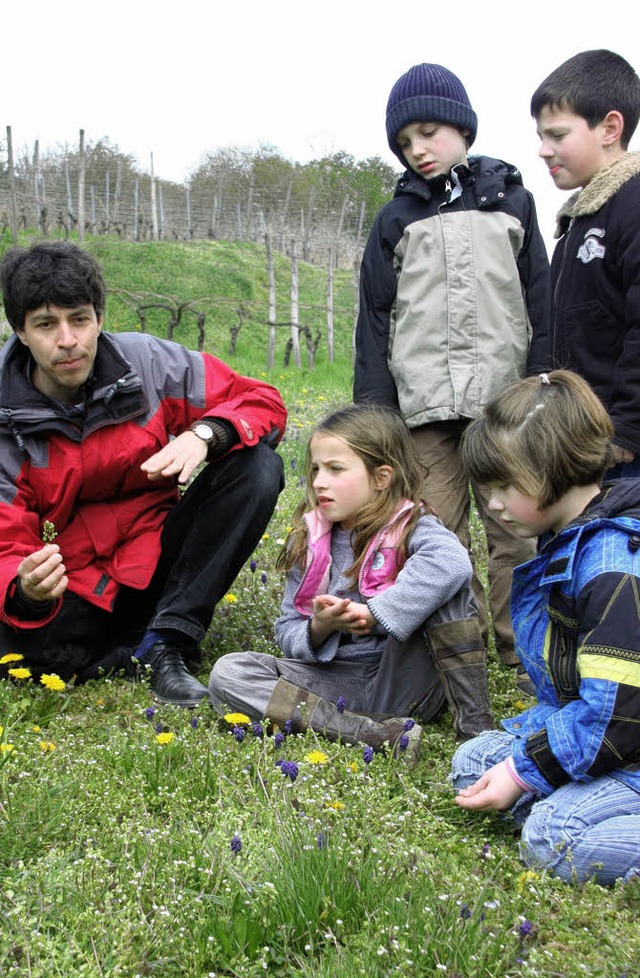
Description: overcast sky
xmin=4 ymin=0 xmax=638 ymax=254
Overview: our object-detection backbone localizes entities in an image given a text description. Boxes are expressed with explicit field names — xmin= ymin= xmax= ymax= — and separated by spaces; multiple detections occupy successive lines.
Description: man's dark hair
xmin=0 ymin=241 xmax=106 ymax=332
xmin=531 ymin=49 xmax=640 ymax=149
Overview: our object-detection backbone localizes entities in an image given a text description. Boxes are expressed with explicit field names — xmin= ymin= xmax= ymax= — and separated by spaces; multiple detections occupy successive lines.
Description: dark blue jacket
xmin=551 ymin=153 xmax=640 ymax=453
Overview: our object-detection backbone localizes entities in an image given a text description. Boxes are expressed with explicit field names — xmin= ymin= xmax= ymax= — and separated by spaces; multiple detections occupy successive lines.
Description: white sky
xmin=3 ymin=0 xmax=639 ymax=254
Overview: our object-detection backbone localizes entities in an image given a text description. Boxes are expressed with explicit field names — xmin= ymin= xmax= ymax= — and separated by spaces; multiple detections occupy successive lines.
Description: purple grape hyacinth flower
xmin=145 ymin=707 xmax=156 ymax=720
xmin=252 ymin=721 xmax=264 ymax=739
xmin=230 ymin=835 xmax=242 ymax=855
xmin=336 ymin=696 xmax=346 ymax=714
xmin=398 ymin=733 xmax=409 ymax=752
xmin=233 ymin=725 xmax=246 ymax=743
xmin=363 ymin=745 xmax=374 ymax=765
xmin=280 ymin=760 xmax=299 ymax=782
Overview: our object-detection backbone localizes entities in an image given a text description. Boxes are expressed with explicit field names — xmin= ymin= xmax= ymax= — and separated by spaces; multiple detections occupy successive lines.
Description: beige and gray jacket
xmin=354 ymin=156 xmax=551 ymax=427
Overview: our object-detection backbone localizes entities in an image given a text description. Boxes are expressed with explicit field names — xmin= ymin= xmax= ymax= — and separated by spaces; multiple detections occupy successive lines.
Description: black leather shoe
xmin=147 ymin=643 xmax=208 ymax=707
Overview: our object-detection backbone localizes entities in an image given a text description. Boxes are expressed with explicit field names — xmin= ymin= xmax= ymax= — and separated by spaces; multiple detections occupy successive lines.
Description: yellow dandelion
xmin=155 ymin=732 xmax=175 ymax=746
xmin=305 ymin=750 xmax=329 ymax=765
xmin=39 ymin=741 xmax=56 ymax=752
xmin=0 ymin=653 xmax=24 ymax=664
xmin=8 ymin=667 xmax=31 ymax=680
xmin=95 ymin=698 xmax=105 ymax=706
xmin=318 ymin=396 xmax=326 ymax=401
xmin=285 ymin=526 xmax=293 ymax=533
xmin=40 ymin=673 xmax=66 ymax=692
xmin=514 ymin=699 xmax=529 ymax=712
xmin=516 ymin=870 xmax=540 ymax=895
xmin=325 ymin=800 xmax=345 ymax=811
xmin=222 ymin=593 xmax=238 ymax=604
xmin=0 ymin=724 xmax=3 ymax=736
xmin=348 ymin=761 xmax=359 ymax=773
xmin=261 ymin=533 xmax=270 ymax=541
xmin=0 ymin=743 xmax=14 ymax=753
xmin=223 ymin=712 xmax=251 ymax=725
xmin=32 ymin=724 xmax=41 ymax=733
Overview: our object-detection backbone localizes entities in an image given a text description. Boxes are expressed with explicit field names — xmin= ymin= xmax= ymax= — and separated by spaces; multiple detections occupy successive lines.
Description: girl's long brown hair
xmin=277 ymin=404 xmax=429 ymax=586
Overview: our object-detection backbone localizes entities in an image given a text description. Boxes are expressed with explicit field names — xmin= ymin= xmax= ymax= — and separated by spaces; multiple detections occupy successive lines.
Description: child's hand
xmin=454 ymin=760 xmax=525 ymax=812
xmin=340 ymin=600 xmax=375 ymax=635
xmin=310 ymin=595 xmax=374 ymax=647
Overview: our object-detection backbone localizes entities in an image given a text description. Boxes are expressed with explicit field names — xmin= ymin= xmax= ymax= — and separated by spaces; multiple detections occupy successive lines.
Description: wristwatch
xmin=192 ymin=421 xmax=218 ymax=445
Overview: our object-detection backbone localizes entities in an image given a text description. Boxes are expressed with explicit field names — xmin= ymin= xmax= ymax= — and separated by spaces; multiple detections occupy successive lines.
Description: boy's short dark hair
xmin=0 ymin=241 xmax=106 ymax=332
xmin=531 ymin=49 xmax=640 ymax=150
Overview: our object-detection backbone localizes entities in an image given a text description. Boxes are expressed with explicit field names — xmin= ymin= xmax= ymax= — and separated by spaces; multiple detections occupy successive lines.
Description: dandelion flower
xmin=348 ymin=761 xmax=359 ymax=773
xmin=8 ymin=667 xmax=31 ymax=680
xmin=0 ymin=653 xmax=24 ymax=664
xmin=0 ymin=743 xmax=14 ymax=753
xmin=325 ymin=800 xmax=345 ymax=811
xmin=39 ymin=741 xmax=56 ymax=752
xmin=516 ymin=870 xmax=540 ymax=894
xmin=155 ymin=732 xmax=175 ymax=746
xmin=305 ymin=750 xmax=329 ymax=765
xmin=222 ymin=593 xmax=238 ymax=604
xmin=32 ymin=725 xmax=41 ymax=733
xmin=223 ymin=712 xmax=250 ymax=725
xmin=40 ymin=673 xmax=66 ymax=692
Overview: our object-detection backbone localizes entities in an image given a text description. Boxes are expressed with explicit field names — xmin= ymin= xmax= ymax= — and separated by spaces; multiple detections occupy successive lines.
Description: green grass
xmin=1 ymin=236 xmax=640 ymax=977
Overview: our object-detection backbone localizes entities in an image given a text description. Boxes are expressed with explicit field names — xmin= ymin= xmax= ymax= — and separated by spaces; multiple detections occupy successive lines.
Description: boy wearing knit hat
xmin=354 ymin=62 xmax=552 ymax=694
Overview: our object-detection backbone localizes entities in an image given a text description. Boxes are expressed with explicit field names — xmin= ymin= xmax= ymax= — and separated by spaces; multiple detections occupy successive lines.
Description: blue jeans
xmin=451 ymin=731 xmax=640 ymax=885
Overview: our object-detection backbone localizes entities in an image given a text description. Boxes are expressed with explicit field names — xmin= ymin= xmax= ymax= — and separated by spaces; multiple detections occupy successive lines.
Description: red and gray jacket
xmin=0 ymin=330 xmax=287 ymax=628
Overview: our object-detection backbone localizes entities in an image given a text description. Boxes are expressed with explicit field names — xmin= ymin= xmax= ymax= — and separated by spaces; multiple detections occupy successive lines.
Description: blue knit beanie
xmin=386 ymin=63 xmax=478 ymax=164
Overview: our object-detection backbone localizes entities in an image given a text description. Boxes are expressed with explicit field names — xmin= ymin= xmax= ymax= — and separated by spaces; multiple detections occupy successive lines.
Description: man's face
xmin=536 ymin=105 xmax=611 ymax=190
xmin=396 ymin=121 xmax=469 ymax=180
xmin=17 ymin=303 xmax=102 ymax=403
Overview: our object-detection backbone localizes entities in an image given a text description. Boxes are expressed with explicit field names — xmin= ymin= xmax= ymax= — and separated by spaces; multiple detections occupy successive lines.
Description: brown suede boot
xmin=426 ymin=617 xmax=496 ymax=741
xmin=265 ymin=678 xmax=423 ymax=767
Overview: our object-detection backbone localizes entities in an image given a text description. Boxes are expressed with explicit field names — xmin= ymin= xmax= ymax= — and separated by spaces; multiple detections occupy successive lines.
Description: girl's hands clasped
xmin=309 ymin=594 xmax=375 ymax=648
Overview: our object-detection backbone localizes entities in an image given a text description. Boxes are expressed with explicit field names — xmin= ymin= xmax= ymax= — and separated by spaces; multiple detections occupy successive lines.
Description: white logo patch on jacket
xmin=576 ymin=227 xmax=606 ymax=264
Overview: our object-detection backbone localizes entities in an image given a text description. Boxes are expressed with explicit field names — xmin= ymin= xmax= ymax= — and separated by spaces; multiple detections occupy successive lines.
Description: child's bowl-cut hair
xmin=461 ymin=371 xmax=614 ymax=509
xmin=530 ymin=49 xmax=640 ymax=150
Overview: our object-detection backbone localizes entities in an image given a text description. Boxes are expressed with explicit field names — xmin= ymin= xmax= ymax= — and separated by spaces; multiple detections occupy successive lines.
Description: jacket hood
xmin=395 ymin=154 xmax=523 ymax=202
xmin=555 ymin=151 xmax=640 ymax=238
xmin=583 ymin=478 xmax=640 ymax=524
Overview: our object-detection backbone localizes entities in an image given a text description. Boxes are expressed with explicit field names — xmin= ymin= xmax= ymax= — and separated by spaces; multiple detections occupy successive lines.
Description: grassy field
xmin=1 ymin=237 xmax=639 ymax=977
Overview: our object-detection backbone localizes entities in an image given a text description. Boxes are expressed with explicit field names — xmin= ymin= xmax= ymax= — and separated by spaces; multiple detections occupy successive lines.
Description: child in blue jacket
xmin=452 ymin=370 xmax=640 ymax=885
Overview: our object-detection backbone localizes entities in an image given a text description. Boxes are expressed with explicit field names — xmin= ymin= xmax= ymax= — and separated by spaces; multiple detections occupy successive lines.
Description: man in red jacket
xmin=0 ymin=241 xmax=287 ymax=706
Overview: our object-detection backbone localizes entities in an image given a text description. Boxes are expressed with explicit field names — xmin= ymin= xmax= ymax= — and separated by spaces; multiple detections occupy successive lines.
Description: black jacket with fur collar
xmin=551 ymin=152 xmax=640 ymax=453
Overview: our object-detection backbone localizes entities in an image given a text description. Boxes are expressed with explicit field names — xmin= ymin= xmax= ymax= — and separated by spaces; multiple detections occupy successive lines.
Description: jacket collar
xmin=555 ymin=151 xmax=640 ymax=237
